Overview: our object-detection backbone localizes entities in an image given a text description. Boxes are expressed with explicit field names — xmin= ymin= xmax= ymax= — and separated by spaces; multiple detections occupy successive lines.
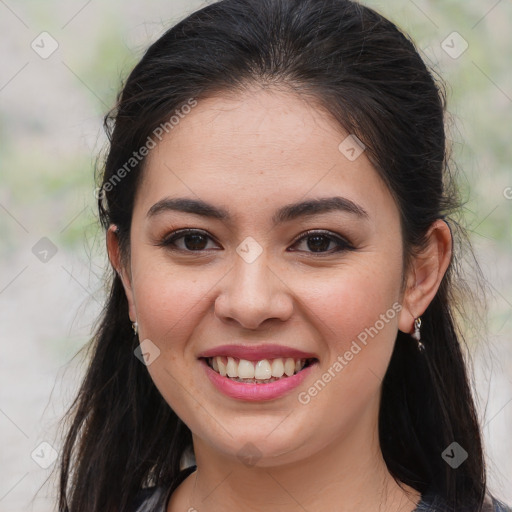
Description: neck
xmin=169 ymin=399 xmax=421 ymax=512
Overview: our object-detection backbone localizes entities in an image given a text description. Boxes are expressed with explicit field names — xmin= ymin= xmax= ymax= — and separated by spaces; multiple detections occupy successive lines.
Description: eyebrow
xmin=146 ymin=196 xmax=369 ymax=226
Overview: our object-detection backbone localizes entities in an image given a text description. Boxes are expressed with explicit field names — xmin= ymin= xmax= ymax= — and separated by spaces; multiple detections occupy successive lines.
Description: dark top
xmin=131 ymin=465 xmax=512 ymax=512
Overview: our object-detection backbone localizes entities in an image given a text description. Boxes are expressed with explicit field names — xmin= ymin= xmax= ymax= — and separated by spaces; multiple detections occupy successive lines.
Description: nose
xmin=214 ymin=249 xmax=294 ymax=330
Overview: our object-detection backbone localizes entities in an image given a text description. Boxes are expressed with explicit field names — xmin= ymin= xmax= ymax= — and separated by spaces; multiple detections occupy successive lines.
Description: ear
xmin=397 ymin=219 xmax=453 ymax=335
xmin=106 ymin=224 xmax=137 ymax=323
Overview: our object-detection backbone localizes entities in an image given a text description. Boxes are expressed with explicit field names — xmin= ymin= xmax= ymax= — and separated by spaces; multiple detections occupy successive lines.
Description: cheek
xmin=297 ymin=260 xmax=402 ymax=408
xmin=301 ymin=263 xmax=402 ymax=345
xmin=132 ymin=261 xmax=214 ymax=351
xmin=130 ymin=263 xmax=212 ymax=423
xmin=290 ymin=276 xmax=400 ymax=441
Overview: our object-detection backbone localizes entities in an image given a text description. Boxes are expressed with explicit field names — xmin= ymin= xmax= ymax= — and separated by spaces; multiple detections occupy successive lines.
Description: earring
xmin=132 ymin=321 xmax=138 ymax=336
xmin=411 ymin=317 xmax=424 ymax=352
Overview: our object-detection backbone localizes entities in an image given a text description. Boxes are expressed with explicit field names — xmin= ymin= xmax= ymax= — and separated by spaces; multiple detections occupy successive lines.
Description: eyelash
xmin=157 ymin=228 xmax=354 ymax=255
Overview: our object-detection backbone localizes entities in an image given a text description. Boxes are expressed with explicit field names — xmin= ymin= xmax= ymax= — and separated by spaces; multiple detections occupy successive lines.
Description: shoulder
xmin=130 ymin=465 xmax=197 ymax=512
xmin=131 ymin=485 xmax=169 ymax=512
xmin=416 ymin=489 xmax=512 ymax=512
xmin=488 ymin=495 xmax=512 ymax=512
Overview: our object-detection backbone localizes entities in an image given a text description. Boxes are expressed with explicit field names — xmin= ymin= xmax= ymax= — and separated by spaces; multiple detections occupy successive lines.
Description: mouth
xmin=200 ymin=356 xmax=318 ymax=384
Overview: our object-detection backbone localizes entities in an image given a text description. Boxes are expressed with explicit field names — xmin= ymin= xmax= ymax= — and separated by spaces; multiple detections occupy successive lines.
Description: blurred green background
xmin=0 ymin=1 xmax=510 ymax=510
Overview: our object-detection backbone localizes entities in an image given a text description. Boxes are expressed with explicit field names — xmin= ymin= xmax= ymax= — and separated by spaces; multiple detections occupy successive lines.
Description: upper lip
xmin=198 ymin=344 xmax=318 ymax=361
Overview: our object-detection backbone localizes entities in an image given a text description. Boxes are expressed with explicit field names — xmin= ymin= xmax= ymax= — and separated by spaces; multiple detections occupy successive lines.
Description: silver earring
xmin=132 ymin=321 xmax=138 ymax=336
xmin=411 ymin=317 xmax=424 ymax=352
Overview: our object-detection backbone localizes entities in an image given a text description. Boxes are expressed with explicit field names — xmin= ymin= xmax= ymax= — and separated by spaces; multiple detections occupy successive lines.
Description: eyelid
xmin=157 ymin=227 xmax=354 ymax=254
xmin=289 ymin=229 xmax=353 ymax=248
xmin=157 ymin=228 xmax=221 ymax=248
xmin=288 ymin=229 xmax=355 ymax=255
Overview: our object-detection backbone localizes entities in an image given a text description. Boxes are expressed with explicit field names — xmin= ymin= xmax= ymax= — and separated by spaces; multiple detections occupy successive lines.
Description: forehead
xmin=147 ymin=87 xmax=346 ymax=171
xmin=135 ymin=87 xmax=397 ymax=224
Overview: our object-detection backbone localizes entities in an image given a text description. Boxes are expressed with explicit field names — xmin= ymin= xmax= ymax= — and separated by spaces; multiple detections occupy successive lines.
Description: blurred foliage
xmin=1 ymin=0 xmax=510 ymax=255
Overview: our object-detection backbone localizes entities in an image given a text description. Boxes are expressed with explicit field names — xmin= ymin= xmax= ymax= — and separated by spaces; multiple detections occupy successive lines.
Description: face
xmin=113 ymin=87 xmax=409 ymax=467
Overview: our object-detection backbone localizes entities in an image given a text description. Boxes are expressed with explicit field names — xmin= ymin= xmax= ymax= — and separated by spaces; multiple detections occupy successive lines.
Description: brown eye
xmin=179 ymin=233 xmax=209 ymax=251
xmin=158 ymin=229 xmax=220 ymax=252
xmin=289 ymin=230 xmax=353 ymax=254
xmin=157 ymin=228 xmax=353 ymax=256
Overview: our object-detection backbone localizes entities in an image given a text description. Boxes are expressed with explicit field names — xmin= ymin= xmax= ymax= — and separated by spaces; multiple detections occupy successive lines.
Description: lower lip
xmin=200 ymin=359 xmax=317 ymax=401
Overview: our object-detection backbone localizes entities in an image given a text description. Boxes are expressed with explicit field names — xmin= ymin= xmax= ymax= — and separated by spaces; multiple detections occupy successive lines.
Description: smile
xmin=204 ymin=356 xmax=317 ymax=383
xmin=200 ymin=356 xmax=319 ymax=401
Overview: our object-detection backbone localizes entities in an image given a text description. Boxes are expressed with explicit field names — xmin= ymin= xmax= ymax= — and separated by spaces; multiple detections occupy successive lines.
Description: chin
xmin=195 ymin=425 xmax=317 ymax=468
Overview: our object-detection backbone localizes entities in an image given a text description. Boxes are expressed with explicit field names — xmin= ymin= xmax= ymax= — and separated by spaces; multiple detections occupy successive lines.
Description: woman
xmin=57 ymin=0 xmax=512 ymax=511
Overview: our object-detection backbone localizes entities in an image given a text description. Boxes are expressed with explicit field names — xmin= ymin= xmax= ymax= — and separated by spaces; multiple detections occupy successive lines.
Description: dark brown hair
xmin=58 ymin=0 xmax=490 ymax=510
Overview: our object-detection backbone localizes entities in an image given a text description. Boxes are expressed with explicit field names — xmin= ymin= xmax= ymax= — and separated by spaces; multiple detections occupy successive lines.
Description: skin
xmin=107 ymin=86 xmax=452 ymax=512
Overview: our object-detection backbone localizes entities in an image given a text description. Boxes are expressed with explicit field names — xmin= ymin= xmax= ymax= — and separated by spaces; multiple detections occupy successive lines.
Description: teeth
xmin=218 ymin=357 xmax=227 ymax=377
xmin=208 ymin=356 xmax=310 ymax=381
xmin=284 ymin=358 xmax=295 ymax=376
xmin=254 ymin=360 xmax=272 ymax=380
xmin=271 ymin=358 xmax=284 ymax=377
xmin=238 ymin=359 xmax=255 ymax=379
xmin=226 ymin=356 xmax=237 ymax=378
